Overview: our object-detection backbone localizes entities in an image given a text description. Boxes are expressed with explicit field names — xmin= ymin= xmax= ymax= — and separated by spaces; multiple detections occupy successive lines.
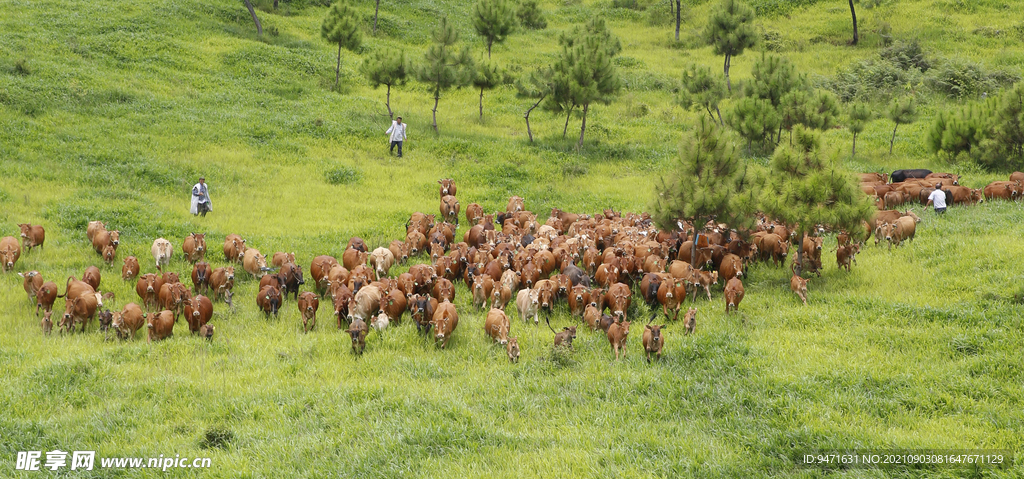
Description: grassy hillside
xmin=2 ymin=0 xmax=1024 ymax=476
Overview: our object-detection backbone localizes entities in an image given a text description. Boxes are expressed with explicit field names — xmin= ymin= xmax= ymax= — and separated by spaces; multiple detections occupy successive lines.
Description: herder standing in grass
xmin=191 ymin=177 xmax=212 ymax=217
xmin=386 ymin=116 xmax=407 ymax=157
xmin=926 ymin=183 xmax=946 ymax=215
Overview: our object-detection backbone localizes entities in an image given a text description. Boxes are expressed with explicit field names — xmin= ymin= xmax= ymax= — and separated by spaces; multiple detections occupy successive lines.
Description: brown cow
xmin=256 ymin=285 xmax=282 ymax=317
xmin=607 ymin=321 xmax=631 ymax=360
xmin=471 ymin=274 xmax=494 ymax=309
xmin=332 ymin=284 xmax=354 ymax=328
xmin=505 ymin=337 xmax=520 ymax=363
xmin=642 ymin=324 xmax=665 ymax=363
xmin=881 ymin=216 xmax=916 ymax=249
xmin=199 ymin=324 xmax=215 ymax=341
xmin=87 ymin=220 xmax=106 ymax=243
xmin=438 ymin=178 xmax=457 ymax=198
xmin=18 ymin=224 xmax=45 ymax=252
xmin=801 ymin=235 xmax=823 ymax=277
xmin=122 ymin=256 xmax=140 ymax=281
xmin=0 ymin=236 xmax=21 ymax=272
xmin=595 ymin=261 xmax=620 ymax=289
xmin=724 ymin=277 xmax=744 ymax=313
xmin=342 ymin=247 xmax=368 ymax=271
xmin=883 ymin=191 xmax=906 ymax=209
xmin=656 ymin=277 xmax=686 ymax=322
xmin=683 ymin=307 xmax=697 ymax=334
xmin=760 ymin=233 xmax=789 ymax=267
xmin=136 ymin=274 xmax=159 ymax=310
xmin=182 ymin=233 xmax=207 ymax=263
xmin=19 ymin=270 xmax=44 ymax=304
xmin=82 ymin=266 xmax=101 ymax=292
xmin=466 ymin=203 xmax=484 ymax=225
xmin=61 ymin=291 xmax=98 ymax=334
xmin=189 ymin=262 xmax=211 ymax=295
xmin=310 ymin=255 xmax=339 ymax=296
xmin=37 ymin=281 xmax=58 ymax=315
xmin=605 ymin=282 xmax=632 ymax=322
xmin=223 ymin=234 xmax=247 ymax=262
xmin=112 ymin=303 xmax=146 ymax=340
xmin=440 ymin=195 xmax=460 ymax=226
xmin=279 ymin=262 xmax=304 ymax=300
xmin=347 ymin=237 xmax=368 ymax=253
xmin=92 ymin=229 xmax=120 ymax=256
xmin=947 ymin=185 xmax=985 ymax=205
xmin=147 ymin=310 xmax=176 ymax=342
xmin=184 ymin=294 xmax=213 ymax=334
xmin=159 ymin=282 xmax=190 ymax=320
xmin=583 ymin=303 xmax=602 ymax=331
xmin=506 ymin=196 xmax=525 ymax=214
xmin=406 ymin=230 xmax=428 ymax=256
xmin=388 ymin=240 xmax=410 ymax=266
xmin=433 ymin=277 xmax=457 ymax=303
xmin=837 ymin=243 xmax=860 ymax=271
xmin=432 ymin=300 xmax=459 ymax=349
xmin=984 ymin=181 xmax=1022 ymax=201
xmin=567 ymin=285 xmax=590 ymax=318
xmin=41 ymin=310 xmax=54 ymax=335
xmin=347 ymin=317 xmax=368 ymax=355
xmin=484 ymin=308 xmax=511 ymax=345
xmin=695 ymin=270 xmax=718 ymax=301
xmin=272 ymin=251 xmax=296 ymax=268
xmin=298 ymin=291 xmax=319 ymax=332
xmin=243 ymin=249 xmax=269 ymax=278
xmin=209 ymin=267 xmax=235 ymax=306
xmin=379 ymin=289 xmax=407 ymax=324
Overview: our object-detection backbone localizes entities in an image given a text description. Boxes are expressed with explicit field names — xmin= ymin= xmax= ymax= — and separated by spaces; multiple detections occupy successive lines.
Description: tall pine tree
xmin=473 ymin=60 xmax=504 ymax=119
xmin=703 ymin=0 xmax=757 ymax=92
xmin=551 ymin=18 xmax=622 ymax=148
xmin=416 ymin=17 xmax=475 ymax=133
xmin=321 ymin=1 xmax=362 ymax=90
xmin=360 ymin=49 xmax=408 ymax=119
xmin=473 ymin=0 xmax=516 ymax=58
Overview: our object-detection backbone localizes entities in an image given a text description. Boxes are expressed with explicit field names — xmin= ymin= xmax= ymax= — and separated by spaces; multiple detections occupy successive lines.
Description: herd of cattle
xmin=4 ymin=171 xmax=1021 ymax=362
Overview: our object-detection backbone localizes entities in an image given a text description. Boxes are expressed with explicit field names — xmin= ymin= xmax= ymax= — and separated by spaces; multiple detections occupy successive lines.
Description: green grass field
xmin=2 ymin=0 xmax=1024 ymax=476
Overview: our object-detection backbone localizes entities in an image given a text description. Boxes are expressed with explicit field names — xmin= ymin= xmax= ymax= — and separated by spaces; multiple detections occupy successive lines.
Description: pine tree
xmin=780 ymin=89 xmax=841 ymax=143
xmin=703 ymin=0 xmax=757 ymax=92
xmin=321 ymin=1 xmax=362 ymax=90
xmin=360 ymin=49 xmax=408 ymax=119
xmin=848 ymin=0 xmax=858 ymax=45
xmin=679 ymin=63 xmax=726 ymax=125
xmin=727 ymin=97 xmax=780 ymax=155
xmin=416 ymin=17 xmax=475 ymax=133
xmin=653 ymin=116 xmax=758 ymax=266
xmin=746 ymin=54 xmax=803 ymax=109
xmin=473 ymin=60 xmax=504 ymax=119
xmin=516 ymin=0 xmax=547 ymax=29
xmin=887 ymin=96 xmax=918 ymax=155
xmin=847 ymin=102 xmax=872 ymax=157
xmin=550 ymin=18 xmax=622 ymax=148
xmin=760 ymin=126 xmax=875 ymax=277
xmin=473 ymin=0 xmax=516 ymax=58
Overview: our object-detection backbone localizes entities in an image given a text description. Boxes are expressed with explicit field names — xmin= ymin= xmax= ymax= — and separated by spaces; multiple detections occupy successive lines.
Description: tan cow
xmin=243 ymin=249 xmax=269 ymax=278
xmin=17 ymin=224 xmax=45 ymax=252
xmin=112 ymin=303 xmax=147 ymax=340
xmin=122 ymin=256 xmax=140 ymax=281
xmin=151 ymin=238 xmax=173 ymax=271
xmin=0 ymin=236 xmax=21 ymax=272
xmin=484 ymin=308 xmax=511 ymax=345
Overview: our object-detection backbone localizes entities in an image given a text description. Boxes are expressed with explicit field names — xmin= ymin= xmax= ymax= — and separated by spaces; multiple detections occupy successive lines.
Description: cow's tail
xmin=546 ymin=317 xmax=556 ymax=334
xmin=56 ymin=276 xmax=75 ymax=298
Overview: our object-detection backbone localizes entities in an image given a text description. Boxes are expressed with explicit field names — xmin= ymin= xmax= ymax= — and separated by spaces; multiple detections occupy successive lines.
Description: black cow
xmin=890 ymin=169 xmax=932 ymax=183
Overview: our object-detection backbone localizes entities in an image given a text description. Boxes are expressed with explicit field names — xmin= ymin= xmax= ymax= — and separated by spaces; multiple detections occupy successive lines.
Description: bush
xmin=880 ymin=40 xmax=930 ymax=72
xmin=14 ymin=58 xmax=32 ymax=76
xmin=926 ymin=58 xmax=1018 ymax=100
xmin=325 ymin=166 xmax=361 ymax=185
xmin=517 ymin=0 xmax=547 ymax=29
xmin=199 ymin=427 xmax=234 ymax=450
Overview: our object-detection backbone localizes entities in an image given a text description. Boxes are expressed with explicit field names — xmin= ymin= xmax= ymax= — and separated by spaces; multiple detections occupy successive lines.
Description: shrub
xmin=516 ymin=0 xmax=547 ymax=29
xmin=325 ymin=166 xmax=361 ymax=185
xmin=879 ymin=40 xmax=930 ymax=72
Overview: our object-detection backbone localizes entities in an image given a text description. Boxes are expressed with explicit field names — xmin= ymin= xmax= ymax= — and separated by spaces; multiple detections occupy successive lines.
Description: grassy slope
xmin=2 ymin=0 xmax=1024 ymax=477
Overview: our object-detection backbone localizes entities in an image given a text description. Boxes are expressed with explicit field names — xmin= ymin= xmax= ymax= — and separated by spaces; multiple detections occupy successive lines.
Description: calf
xmin=122 ymin=256 xmax=140 ymax=281
xmin=91 ymin=229 xmax=120 ymax=257
xmin=0 ymin=236 xmax=21 ymax=272
xmin=801 ymin=235 xmax=823 ymax=277
xmin=724 ymin=277 xmax=744 ymax=313
xmin=151 ymin=238 xmax=173 ymax=271
xmin=683 ymin=308 xmax=696 ymax=334
xmin=209 ymin=267 xmax=235 ymax=306
xmin=836 ymin=243 xmax=860 ymax=271
xmin=257 ymin=285 xmax=282 ymax=317
xmin=607 ymin=321 xmax=631 ymax=360
xmin=790 ymin=267 xmax=808 ymax=306
xmin=184 ymin=294 xmax=213 ymax=334
xmin=18 ymin=223 xmax=45 ymax=252
xmin=388 ymin=240 xmax=410 ymax=266
xmin=332 ymin=284 xmax=354 ymax=328
xmin=182 ymin=233 xmax=206 ymax=263
xmin=642 ymin=324 xmax=665 ymax=363
xmin=41 ymin=310 xmax=53 ymax=335
xmin=192 ymin=261 xmax=213 ymax=295
xmin=347 ymin=319 xmax=369 ymax=354
xmin=147 ymin=310 xmax=176 ymax=342
xmin=506 ymin=337 xmax=520 ymax=363
xmin=199 ymin=324 xmax=215 ymax=341
xmin=583 ymin=303 xmax=601 ymax=331
xmin=484 ymin=308 xmax=511 ymax=345
xmin=112 ymin=303 xmax=146 ymax=340
xmin=695 ymin=270 xmax=718 ymax=301
xmin=431 ymin=300 xmax=459 ymax=349
xmin=491 ymin=281 xmax=513 ymax=310
xmin=552 ymin=325 xmax=577 ymax=350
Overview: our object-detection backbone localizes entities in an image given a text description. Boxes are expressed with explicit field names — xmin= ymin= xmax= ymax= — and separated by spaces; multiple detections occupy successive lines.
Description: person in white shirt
xmin=926 ymin=183 xmax=947 ymax=214
xmin=190 ymin=177 xmax=212 ymax=217
xmin=386 ymin=116 xmax=407 ymax=157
